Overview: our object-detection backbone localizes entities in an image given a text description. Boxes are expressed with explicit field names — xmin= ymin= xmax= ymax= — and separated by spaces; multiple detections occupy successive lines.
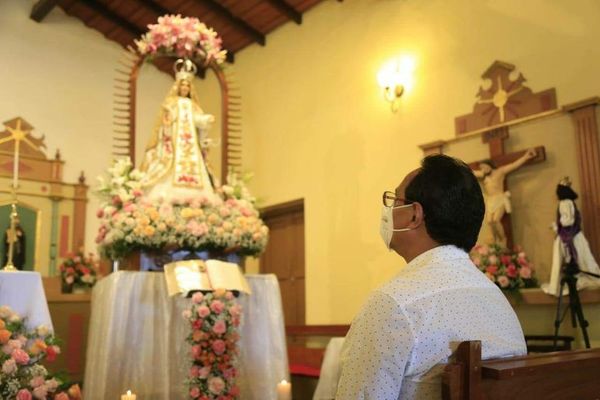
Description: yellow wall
xmin=0 ymin=0 xmax=172 ymax=266
xmin=196 ymin=0 xmax=600 ymax=325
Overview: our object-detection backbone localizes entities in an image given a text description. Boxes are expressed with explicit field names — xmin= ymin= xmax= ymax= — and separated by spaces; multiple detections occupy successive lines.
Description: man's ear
xmin=409 ymin=202 xmax=425 ymax=229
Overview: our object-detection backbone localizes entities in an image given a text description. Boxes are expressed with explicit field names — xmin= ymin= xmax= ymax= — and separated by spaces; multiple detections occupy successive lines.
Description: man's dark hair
xmin=556 ymin=184 xmax=578 ymax=201
xmin=405 ymin=154 xmax=485 ymax=252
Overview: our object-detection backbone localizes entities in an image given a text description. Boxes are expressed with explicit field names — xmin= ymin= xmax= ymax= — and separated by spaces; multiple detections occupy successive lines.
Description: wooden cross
xmin=469 ymin=126 xmax=546 ymax=248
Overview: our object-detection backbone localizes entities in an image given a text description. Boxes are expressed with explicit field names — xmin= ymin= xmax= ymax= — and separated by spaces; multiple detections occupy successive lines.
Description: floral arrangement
xmin=471 ymin=243 xmax=538 ymax=290
xmin=95 ymin=158 xmax=268 ymax=260
xmin=183 ymin=290 xmax=241 ymax=399
xmin=135 ymin=15 xmax=227 ymax=65
xmin=59 ymin=251 xmax=99 ymax=290
xmin=0 ymin=306 xmax=82 ymax=400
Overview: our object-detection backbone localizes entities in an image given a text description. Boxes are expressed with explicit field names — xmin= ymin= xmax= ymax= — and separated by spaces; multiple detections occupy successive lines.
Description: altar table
xmin=83 ymin=271 xmax=289 ymax=400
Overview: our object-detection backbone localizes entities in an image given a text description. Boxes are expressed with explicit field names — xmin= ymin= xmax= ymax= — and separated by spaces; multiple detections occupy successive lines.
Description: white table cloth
xmin=313 ymin=337 xmax=345 ymax=400
xmin=0 ymin=271 xmax=53 ymax=331
xmin=83 ymin=271 xmax=289 ymax=400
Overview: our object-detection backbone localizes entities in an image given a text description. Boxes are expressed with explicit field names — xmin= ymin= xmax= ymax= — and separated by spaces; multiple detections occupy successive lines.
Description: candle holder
xmin=2 ymin=202 xmax=19 ymax=272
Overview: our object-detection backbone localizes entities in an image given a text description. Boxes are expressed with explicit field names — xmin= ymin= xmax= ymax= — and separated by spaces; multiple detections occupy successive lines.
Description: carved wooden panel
xmin=455 ymin=61 xmax=557 ymax=136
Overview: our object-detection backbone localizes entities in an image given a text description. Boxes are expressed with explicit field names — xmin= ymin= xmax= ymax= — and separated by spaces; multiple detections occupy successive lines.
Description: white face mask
xmin=379 ymin=204 xmax=413 ymax=250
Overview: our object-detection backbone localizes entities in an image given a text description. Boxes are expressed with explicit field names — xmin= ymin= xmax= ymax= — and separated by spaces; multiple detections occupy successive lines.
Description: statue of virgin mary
xmin=140 ymin=59 xmax=216 ymax=200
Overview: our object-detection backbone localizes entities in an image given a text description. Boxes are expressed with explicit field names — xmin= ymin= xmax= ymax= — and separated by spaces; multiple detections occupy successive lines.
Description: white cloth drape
xmin=313 ymin=337 xmax=345 ymax=400
xmin=0 ymin=271 xmax=53 ymax=331
xmin=83 ymin=271 xmax=288 ymax=400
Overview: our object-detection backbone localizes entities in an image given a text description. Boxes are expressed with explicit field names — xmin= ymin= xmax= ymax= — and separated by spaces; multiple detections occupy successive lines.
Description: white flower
xmin=2 ymin=358 xmax=16 ymax=375
xmin=36 ymin=325 xmax=49 ymax=337
xmin=0 ymin=305 xmax=11 ymax=319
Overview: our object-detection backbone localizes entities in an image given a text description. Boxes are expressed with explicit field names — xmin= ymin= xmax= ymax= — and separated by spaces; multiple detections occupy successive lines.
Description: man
xmin=336 ymin=154 xmax=526 ymax=399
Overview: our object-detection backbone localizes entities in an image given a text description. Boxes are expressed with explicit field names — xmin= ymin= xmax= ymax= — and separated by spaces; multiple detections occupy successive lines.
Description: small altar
xmin=83 ymin=271 xmax=289 ymax=400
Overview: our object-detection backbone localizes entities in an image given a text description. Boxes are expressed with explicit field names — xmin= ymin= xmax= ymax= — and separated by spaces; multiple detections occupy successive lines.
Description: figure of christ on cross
xmin=473 ymin=148 xmax=537 ymax=245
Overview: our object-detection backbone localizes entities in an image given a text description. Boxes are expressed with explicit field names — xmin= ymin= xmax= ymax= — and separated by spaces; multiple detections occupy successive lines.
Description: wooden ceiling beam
xmin=266 ymin=0 xmax=302 ymax=24
xmin=30 ymin=0 xmax=58 ymax=22
xmin=195 ymin=0 xmax=266 ymax=46
xmin=78 ymin=0 xmax=144 ymax=38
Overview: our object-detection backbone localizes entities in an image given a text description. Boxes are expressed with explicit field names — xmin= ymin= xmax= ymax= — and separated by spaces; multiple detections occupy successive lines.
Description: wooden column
xmin=564 ymin=97 xmax=600 ymax=259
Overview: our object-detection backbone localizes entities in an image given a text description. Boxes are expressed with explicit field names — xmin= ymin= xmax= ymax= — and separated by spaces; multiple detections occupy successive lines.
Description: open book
xmin=164 ymin=259 xmax=251 ymax=297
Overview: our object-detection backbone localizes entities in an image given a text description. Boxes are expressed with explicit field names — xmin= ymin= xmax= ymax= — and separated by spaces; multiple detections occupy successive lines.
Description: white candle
xmin=121 ymin=390 xmax=136 ymax=400
xmin=276 ymin=380 xmax=291 ymax=400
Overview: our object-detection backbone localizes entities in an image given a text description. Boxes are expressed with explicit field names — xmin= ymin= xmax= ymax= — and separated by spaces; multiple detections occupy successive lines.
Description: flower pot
xmin=61 ymin=281 xmax=73 ymax=294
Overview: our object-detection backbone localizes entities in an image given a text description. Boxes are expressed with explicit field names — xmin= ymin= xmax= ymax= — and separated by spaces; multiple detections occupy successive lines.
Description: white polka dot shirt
xmin=335 ymin=245 xmax=526 ymax=400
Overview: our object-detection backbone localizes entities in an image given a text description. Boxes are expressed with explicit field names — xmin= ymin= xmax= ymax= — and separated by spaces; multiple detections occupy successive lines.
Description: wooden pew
xmin=442 ymin=341 xmax=600 ymax=400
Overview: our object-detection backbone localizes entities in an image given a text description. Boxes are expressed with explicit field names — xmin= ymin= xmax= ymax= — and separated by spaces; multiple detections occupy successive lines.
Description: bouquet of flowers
xmin=183 ymin=290 xmax=241 ymax=399
xmin=471 ymin=243 xmax=538 ymax=290
xmin=0 ymin=306 xmax=82 ymax=399
xmin=59 ymin=251 xmax=99 ymax=290
xmin=95 ymin=159 xmax=269 ymax=260
xmin=135 ymin=14 xmax=227 ymax=65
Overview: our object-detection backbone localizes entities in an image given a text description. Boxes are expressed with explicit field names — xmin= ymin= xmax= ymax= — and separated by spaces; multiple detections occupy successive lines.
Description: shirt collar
xmin=403 ymin=245 xmax=469 ymax=272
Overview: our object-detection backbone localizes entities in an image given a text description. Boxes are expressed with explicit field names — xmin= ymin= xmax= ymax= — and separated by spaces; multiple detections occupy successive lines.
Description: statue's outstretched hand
xmin=525 ymin=148 xmax=537 ymax=160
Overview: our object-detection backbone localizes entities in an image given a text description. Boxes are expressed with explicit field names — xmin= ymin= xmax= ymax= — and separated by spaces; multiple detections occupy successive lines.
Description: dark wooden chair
xmin=442 ymin=341 xmax=600 ymax=400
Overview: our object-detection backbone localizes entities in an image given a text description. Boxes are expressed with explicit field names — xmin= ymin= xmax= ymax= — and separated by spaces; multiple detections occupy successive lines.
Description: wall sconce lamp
xmin=377 ymin=56 xmax=416 ymax=112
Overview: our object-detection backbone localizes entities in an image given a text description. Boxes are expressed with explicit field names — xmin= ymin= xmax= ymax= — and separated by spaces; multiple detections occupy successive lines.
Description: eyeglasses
xmin=382 ymin=191 xmax=413 ymax=208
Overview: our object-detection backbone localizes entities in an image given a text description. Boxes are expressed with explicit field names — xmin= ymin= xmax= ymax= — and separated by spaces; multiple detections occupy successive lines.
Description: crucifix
xmin=469 ymin=126 xmax=546 ymax=248
xmin=0 ymin=118 xmax=33 ymax=271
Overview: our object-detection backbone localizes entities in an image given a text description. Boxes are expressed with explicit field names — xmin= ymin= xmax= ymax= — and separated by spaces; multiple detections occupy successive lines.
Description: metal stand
xmin=553 ymin=264 xmax=591 ymax=349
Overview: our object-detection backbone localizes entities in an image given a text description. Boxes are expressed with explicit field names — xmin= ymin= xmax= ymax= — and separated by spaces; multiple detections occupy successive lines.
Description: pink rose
xmin=192 ymin=292 xmax=204 ymax=304
xmin=54 ymin=393 xmax=69 ymax=400
xmin=229 ymin=385 xmax=240 ymax=396
xmin=229 ymin=304 xmax=242 ymax=318
xmin=486 ymin=265 xmax=498 ymax=275
xmin=520 ymin=267 xmax=532 ymax=279
xmin=477 ymin=245 xmax=489 ymax=255
xmin=485 ymin=272 xmax=495 ymax=282
xmin=506 ymin=264 xmax=518 ymax=278
xmin=210 ymin=300 xmax=224 ymax=314
xmin=190 ymin=365 xmax=201 ymax=378
xmin=12 ymin=348 xmax=30 ymax=365
xmin=225 ymin=292 xmax=234 ymax=300
xmin=197 ymin=306 xmax=210 ymax=318
xmin=472 ymin=257 xmax=481 ymax=266
xmin=497 ymin=276 xmax=510 ymax=288
xmin=501 ymin=255 xmax=512 ymax=265
xmin=212 ymin=339 xmax=226 ymax=355
xmin=199 ymin=366 xmax=211 ymax=378
xmin=212 ymin=320 xmax=227 ymax=335
xmin=189 ymin=387 xmax=201 ymax=398
xmin=191 ymin=345 xmax=202 ymax=359
xmin=488 ymin=255 xmax=498 ymax=265
xmin=223 ymin=368 xmax=236 ymax=379
xmin=32 ymin=385 xmax=48 ymax=399
xmin=16 ymin=390 xmax=32 ymax=400
xmin=96 ymin=208 xmax=104 ymax=218
xmin=208 ymin=376 xmax=225 ymax=394
xmin=30 ymin=376 xmax=45 ymax=388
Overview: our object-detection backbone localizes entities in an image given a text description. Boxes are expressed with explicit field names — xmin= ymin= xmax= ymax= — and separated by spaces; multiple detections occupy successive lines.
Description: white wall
xmin=0 ymin=0 xmax=172 ymax=264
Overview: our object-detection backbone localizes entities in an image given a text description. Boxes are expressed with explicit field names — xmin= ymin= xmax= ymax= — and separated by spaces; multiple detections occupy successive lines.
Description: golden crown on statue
xmin=174 ymin=59 xmax=197 ymax=82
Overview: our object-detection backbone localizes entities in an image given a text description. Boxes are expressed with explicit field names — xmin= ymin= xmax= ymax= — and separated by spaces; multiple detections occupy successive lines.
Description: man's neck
xmin=401 ymin=240 xmax=441 ymax=264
